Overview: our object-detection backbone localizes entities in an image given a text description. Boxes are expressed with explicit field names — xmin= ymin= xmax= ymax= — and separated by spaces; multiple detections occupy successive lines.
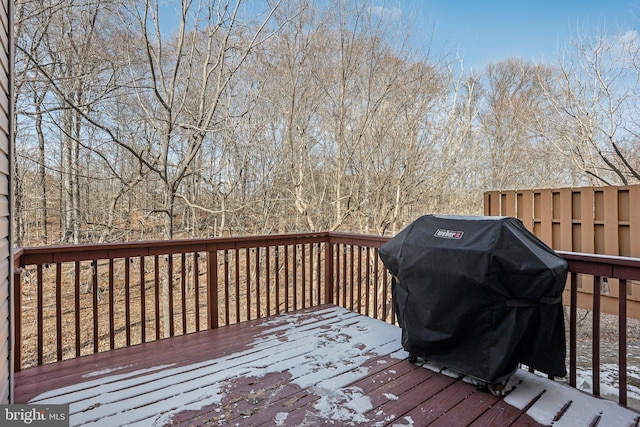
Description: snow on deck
xmin=22 ymin=305 xmax=640 ymax=426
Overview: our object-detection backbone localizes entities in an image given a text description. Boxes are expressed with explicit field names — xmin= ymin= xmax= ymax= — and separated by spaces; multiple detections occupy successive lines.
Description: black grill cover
xmin=379 ymin=215 xmax=567 ymax=384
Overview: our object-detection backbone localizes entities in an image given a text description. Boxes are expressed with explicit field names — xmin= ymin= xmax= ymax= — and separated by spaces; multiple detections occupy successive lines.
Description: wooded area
xmin=13 ymin=0 xmax=640 ymax=246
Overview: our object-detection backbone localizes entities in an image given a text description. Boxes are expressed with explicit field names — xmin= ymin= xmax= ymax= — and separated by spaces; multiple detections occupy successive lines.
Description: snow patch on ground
xmin=81 ymin=365 xmax=133 ymax=378
xmin=391 ymin=415 xmax=414 ymax=426
xmin=274 ymin=412 xmax=288 ymax=426
xmin=311 ymin=386 xmax=373 ymax=424
xmin=504 ymin=369 xmax=639 ymax=427
xmin=575 ymin=364 xmax=640 ymax=410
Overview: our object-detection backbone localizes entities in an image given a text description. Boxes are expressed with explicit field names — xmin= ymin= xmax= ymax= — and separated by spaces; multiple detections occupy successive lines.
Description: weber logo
xmin=434 ymin=229 xmax=464 ymax=239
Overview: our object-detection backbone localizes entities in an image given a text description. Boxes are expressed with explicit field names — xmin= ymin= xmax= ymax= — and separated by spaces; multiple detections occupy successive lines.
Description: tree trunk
xmin=62 ymin=108 xmax=74 ymax=243
xmin=34 ymin=94 xmax=48 ymax=244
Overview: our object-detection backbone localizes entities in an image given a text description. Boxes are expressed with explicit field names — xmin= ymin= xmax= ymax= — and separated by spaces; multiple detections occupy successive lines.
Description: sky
xmin=374 ymin=0 xmax=640 ymax=71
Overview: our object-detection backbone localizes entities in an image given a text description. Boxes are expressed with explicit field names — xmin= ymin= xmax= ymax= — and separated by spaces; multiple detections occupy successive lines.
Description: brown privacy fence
xmin=484 ymin=185 xmax=640 ymax=318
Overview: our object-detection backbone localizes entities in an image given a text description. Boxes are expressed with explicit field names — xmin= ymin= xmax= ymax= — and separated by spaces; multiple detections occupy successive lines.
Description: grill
xmin=379 ymin=215 xmax=568 ymax=388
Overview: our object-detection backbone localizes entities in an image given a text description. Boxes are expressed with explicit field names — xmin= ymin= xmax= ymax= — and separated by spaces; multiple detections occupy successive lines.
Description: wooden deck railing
xmin=12 ymin=232 xmax=393 ymax=371
xmin=558 ymin=251 xmax=640 ymax=407
xmin=13 ymin=232 xmax=640 ymax=409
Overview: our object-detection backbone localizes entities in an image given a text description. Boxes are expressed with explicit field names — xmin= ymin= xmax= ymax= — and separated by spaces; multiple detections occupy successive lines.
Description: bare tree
xmin=20 ymin=0 xmax=640 ymax=248
xmin=538 ymin=28 xmax=640 ymax=185
xmin=114 ymin=0 xmax=283 ymax=240
xmin=15 ymin=0 xmax=126 ymax=244
xmin=479 ymin=59 xmax=557 ymax=190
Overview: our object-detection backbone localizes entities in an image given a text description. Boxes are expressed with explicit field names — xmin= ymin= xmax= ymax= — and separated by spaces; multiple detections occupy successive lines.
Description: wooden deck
xmin=14 ymin=305 xmax=640 ymax=426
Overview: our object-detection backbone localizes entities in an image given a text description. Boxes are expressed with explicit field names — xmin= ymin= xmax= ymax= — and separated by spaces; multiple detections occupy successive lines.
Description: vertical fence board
xmin=533 ymin=191 xmax=542 ymax=237
xmin=580 ymin=187 xmax=595 ymax=255
xmin=484 ymin=191 xmax=500 ymax=216
xmin=501 ymin=191 xmax=516 ymax=216
xmin=618 ymin=189 xmax=630 ymax=257
xmin=629 ymin=187 xmax=640 ymax=300
xmin=539 ymin=189 xmax=553 ymax=247
xmin=630 ymin=187 xmax=640 ymax=256
xmin=520 ymin=190 xmax=534 ymax=231
xmin=603 ymin=187 xmax=619 ymax=255
xmin=558 ymin=188 xmax=573 ymax=251
xmin=571 ymin=190 xmax=581 ymax=252
xmin=552 ymin=190 xmax=561 ymax=249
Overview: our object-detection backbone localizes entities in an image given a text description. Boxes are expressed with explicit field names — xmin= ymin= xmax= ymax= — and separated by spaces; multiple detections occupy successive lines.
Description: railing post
xmin=619 ymin=279 xmax=628 ymax=406
xmin=13 ymin=267 xmax=22 ymax=372
xmin=592 ymin=275 xmax=601 ymax=397
xmin=569 ymin=272 xmax=577 ymax=388
xmin=207 ymin=249 xmax=219 ymax=330
xmin=37 ymin=264 xmax=43 ymax=366
xmin=324 ymin=240 xmax=334 ymax=304
xmin=55 ymin=263 xmax=62 ymax=362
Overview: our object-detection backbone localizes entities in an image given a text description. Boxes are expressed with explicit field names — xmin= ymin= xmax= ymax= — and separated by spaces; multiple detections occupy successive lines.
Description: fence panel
xmin=485 ymin=185 xmax=640 ymax=317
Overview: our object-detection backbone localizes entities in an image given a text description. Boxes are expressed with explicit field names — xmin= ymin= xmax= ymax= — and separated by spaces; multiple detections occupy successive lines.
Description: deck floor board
xmin=14 ymin=304 xmax=640 ymax=426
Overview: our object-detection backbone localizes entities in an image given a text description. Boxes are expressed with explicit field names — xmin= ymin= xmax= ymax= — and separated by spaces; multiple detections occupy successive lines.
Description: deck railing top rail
xmin=558 ymin=250 xmax=640 ymax=280
xmin=16 ymin=232 xmax=333 ymax=265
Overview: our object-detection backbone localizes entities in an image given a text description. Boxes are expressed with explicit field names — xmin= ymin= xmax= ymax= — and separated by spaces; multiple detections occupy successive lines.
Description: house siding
xmin=0 ymin=0 xmax=11 ymax=404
